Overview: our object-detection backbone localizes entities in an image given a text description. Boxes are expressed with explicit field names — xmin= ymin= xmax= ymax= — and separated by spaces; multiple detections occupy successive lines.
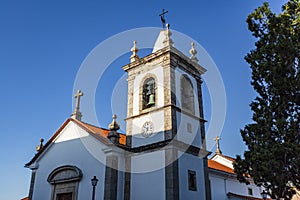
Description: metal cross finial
xmin=159 ymin=9 xmax=168 ymax=28
xmin=214 ymin=136 xmax=222 ymax=155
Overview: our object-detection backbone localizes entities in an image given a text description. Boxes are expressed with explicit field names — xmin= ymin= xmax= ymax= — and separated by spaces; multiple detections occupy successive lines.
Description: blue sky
xmin=0 ymin=0 xmax=286 ymax=199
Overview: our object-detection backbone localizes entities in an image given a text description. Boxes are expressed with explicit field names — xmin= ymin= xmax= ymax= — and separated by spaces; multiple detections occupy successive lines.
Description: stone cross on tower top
xmin=214 ymin=136 xmax=222 ymax=155
xmin=71 ymin=90 xmax=84 ymax=121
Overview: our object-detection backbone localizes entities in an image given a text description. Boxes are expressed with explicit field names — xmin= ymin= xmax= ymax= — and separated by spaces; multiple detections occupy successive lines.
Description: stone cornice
xmin=125 ymin=104 xmax=207 ymax=122
xmin=124 ymin=138 xmax=211 ymax=158
xmin=122 ymin=46 xmax=206 ymax=76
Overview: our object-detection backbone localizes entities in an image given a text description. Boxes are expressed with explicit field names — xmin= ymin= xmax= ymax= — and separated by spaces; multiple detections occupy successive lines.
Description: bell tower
xmin=123 ymin=25 xmax=207 ymax=149
xmin=123 ymin=24 xmax=211 ymax=200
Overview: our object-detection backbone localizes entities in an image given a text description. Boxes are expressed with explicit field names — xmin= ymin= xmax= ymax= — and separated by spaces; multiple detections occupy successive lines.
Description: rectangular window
xmin=248 ymin=188 xmax=253 ymax=196
xmin=188 ymin=170 xmax=197 ymax=191
xmin=187 ymin=123 xmax=192 ymax=133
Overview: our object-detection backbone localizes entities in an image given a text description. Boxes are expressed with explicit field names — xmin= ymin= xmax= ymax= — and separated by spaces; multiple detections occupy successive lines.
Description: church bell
xmin=147 ymin=94 xmax=155 ymax=107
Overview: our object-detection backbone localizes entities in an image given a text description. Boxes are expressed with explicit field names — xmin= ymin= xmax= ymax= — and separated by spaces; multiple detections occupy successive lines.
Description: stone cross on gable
xmin=71 ymin=90 xmax=84 ymax=121
xmin=74 ymin=90 xmax=83 ymax=111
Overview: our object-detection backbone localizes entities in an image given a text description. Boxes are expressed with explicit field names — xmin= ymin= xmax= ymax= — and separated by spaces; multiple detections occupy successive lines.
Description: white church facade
xmin=24 ymin=24 xmax=267 ymax=200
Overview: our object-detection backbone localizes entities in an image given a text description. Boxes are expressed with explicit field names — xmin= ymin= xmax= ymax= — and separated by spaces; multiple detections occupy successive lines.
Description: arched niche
xmin=181 ymin=75 xmax=195 ymax=115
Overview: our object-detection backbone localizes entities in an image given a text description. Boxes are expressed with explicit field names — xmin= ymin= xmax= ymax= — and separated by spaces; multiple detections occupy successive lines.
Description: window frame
xmin=188 ymin=170 xmax=197 ymax=191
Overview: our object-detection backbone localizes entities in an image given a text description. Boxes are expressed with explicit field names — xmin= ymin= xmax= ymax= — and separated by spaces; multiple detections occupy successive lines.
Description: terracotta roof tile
xmin=208 ymin=159 xmax=235 ymax=174
xmin=73 ymin=120 xmax=126 ymax=145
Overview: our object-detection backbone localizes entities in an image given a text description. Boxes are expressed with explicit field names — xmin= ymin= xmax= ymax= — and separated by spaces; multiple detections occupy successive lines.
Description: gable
xmin=210 ymin=154 xmax=234 ymax=169
xmin=25 ymin=118 xmax=126 ymax=168
xmin=54 ymin=121 xmax=89 ymax=143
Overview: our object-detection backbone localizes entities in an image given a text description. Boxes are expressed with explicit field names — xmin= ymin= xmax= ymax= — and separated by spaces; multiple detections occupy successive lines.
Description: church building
xmin=25 ymin=24 xmax=212 ymax=200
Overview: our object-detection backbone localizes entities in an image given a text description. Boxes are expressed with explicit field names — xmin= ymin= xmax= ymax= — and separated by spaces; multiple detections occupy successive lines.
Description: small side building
xmin=208 ymin=149 xmax=265 ymax=200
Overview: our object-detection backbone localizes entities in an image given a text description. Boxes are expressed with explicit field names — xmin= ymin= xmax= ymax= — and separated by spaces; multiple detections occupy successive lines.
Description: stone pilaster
xmin=196 ymin=77 xmax=206 ymax=148
xmin=126 ymin=75 xmax=135 ymax=118
xmin=203 ymin=157 xmax=211 ymax=200
xmin=28 ymin=168 xmax=37 ymax=200
xmin=104 ymin=155 xmax=119 ymax=200
xmin=123 ymin=153 xmax=131 ymax=200
xmin=165 ymin=147 xmax=179 ymax=200
xmin=196 ymin=76 xmax=211 ymax=200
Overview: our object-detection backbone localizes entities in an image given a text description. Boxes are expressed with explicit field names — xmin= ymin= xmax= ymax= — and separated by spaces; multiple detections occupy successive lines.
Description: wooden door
xmin=57 ymin=193 xmax=72 ymax=200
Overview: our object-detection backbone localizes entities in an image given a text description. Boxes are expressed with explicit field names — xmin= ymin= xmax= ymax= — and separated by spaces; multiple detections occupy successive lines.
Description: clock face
xmin=142 ymin=121 xmax=153 ymax=138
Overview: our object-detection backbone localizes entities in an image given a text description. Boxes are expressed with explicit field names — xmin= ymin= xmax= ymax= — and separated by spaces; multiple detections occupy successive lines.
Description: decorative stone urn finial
xmin=36 ymin=138 xmax=44 ymax=152
xmin=109 ymin=114 xmax=120 ymax=131
xmin=107 ymin=114 xmax=120 ymax=144
xmin=189 ymin=42 xmax=199 ymax=63
xmin=163 ymin=23 xmax=174 ymax=47
xmin=130 ymin=40 xmax=140 ymax=63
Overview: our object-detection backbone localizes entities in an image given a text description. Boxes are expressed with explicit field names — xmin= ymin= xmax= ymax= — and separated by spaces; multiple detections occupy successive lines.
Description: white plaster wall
xmin=226 ymin=178 xmax=262 ymax=199
xmin=31 ymin=122 xmax=124 ymax=200
xmin=209 ymin=174 xmax=227 ymax=200
xmin=131 ymin=110 xmax=164 ymax=147
xmin=130 ymin=150 xmax=165 ymax=200
xmin=211 ymin=155 xmax=233 ymax=169
xmin=132 ymin=66 xmax=164 ymax=116
xmin=178 ymin=151 xmax=206 ymax=200
xmin=175 ymin=68 xmax=200 ymax=117
xmin=176 ymin=112 xmax=202 ymax=148
xmin=209 ymin=172 xmax=263 ymax=200
xmin=152 ymin=31 xmax=165 ymax=53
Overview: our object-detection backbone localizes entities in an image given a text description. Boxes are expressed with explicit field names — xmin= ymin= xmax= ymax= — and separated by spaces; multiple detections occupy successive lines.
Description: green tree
xmin=233 ymin=1 xmax=300 ymax=199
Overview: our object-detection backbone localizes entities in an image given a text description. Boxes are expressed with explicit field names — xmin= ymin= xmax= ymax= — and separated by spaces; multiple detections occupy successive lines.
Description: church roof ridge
xmin=210 ymin=152 xmax=235 ymax=162
xmin=75 ymin=119 xmax=126 ymax=137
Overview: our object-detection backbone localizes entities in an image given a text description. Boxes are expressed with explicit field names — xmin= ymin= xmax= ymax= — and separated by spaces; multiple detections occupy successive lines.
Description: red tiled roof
xmin=227 ymin=192 xmax=271 ymax=200
xmin=25 ymin=118 xmax=126 ymax=167
xmin=74 ymin=120 xmax=126 ymax=145
xmin=21 ymin=197 xmax=28 ymax=200
xmin=208 ymin=159 xmax=235 ymax=174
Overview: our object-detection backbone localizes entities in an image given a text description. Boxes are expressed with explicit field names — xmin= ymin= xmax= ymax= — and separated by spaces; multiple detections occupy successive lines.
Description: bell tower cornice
xmin=122 ymin=45 xmax=206 ymax=76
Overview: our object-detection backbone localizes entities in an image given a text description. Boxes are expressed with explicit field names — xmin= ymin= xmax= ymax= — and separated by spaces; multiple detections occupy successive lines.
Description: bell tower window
xmin=142 ymin=77 xmax=155 ymax=109
xmin=181 ymin=75 xmax=195 ymax=114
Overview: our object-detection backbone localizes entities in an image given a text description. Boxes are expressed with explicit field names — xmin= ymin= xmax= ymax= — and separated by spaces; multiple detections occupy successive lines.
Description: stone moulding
xmin=47 ymin=165 xmax=83 ymax=184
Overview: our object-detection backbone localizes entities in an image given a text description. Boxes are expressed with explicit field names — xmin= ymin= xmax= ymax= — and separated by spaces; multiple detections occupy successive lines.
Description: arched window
xmin=181 ymin=75 xmax=195 ymax=114
xmin=142 ymin=77 xmax=155 ymax=109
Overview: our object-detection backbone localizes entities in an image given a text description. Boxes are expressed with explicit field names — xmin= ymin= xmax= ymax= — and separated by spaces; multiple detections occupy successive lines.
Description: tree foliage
xmin=233 ymin=1 xmax=300 ymax=199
